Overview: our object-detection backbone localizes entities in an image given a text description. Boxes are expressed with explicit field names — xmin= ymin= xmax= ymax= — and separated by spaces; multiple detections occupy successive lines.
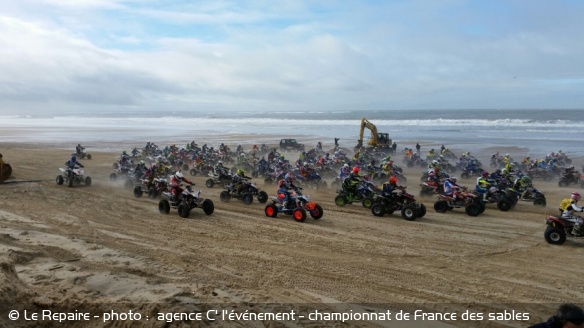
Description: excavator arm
xmin=357 ymin=118 xmax=379 ymax=148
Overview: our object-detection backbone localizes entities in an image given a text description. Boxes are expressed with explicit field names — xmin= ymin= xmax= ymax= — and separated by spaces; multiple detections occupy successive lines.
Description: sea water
xmin=0 ymin=109 xmax=582 ymax=158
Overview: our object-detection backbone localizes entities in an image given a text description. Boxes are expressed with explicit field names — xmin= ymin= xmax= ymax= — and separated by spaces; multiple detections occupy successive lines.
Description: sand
xmin=0 ymin=142 xmax=583 ymax=328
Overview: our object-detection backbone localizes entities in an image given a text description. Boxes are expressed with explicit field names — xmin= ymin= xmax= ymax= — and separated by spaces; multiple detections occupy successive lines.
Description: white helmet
xmin=139 ymin=160 xmax=145 ymax=165
xmin=303 ymin=162 xmax=308 ymax=166
xmin=343 ymin=163 xmax=349 ymax=168
xmin=432 ymin=160 xmax=438 ymax=165
xmin=175 ymin=171 xmax=184 ymax=180
xmin=218 ymin=161 xmax=223 ymax=164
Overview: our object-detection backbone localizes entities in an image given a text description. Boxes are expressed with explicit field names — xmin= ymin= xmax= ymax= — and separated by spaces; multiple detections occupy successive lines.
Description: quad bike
xmin=220 ymin=181 xmax=269 ymax=204
xmin=0 ymin=163 xmax=12 ymax=183
xmin=460 ymin=167 xmax=484 ymax=179
xmin=496 ymin=188 xmax=546 ymax=211
xmin=543 ymin=215 xmax=584 ymax=245
xmin=334 ymin=180 xmax=377 ymax=208
xmin=370 ymin=186 xmax=427 ymax=221
xmin=419 ymin=180 xmax=444 ymax=197
xmin=56 ymin=167 xmax=92 ymax=188
xmin=558 ymin=171 xmax=581 ymax=187
xmin=158 ymin=185 xmax=214 ymax=218
xmin=433 ymin=189 xmax=484 ymax=217
xmin=73 ymin=151 xmax=92 ymax=160
xmin=299 ymin=171 xmax=328 ymax=189
xmin=134 ymin=177 xmax=169 ymax=199
xmin=205 ymin=172 xmax=233 ymax=188
xmin=264 ymin=188 xmax=323 ymax=222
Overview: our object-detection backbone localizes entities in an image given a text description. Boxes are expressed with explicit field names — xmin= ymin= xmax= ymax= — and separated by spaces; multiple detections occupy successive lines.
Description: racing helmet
xmin=303 ymin=162 xmax=308 ymax=166
xmin=389 ymin=176 xmax=398 ymax=185
xmin=175 ymin=171 xmax=184 ymax=180
xmin=218 ymin=160 xmax=223 ymax=165
xmin=71 ymin=155 xmax=77 ymax=162
xmin=285 ymin=173 xmax=293 ymax=182
xmin=139 ymin=160 xmax=145 ymax=165
xmin=571 ymin=192 xmax=581 ymax=201
xmin=343 ymin=163 xmax=349 ymax=168
xmin=237 ymin=169 xmax=245 ymax=176
xmin=520 ymin=176 xmax=532 ymax=185
xmin=482 ymin=171 xmax=489 ymax=178
xmin=432 ymin=160 xmax=438 ymax=165
xmin=352 ymin=167 xmax=360 ymax=174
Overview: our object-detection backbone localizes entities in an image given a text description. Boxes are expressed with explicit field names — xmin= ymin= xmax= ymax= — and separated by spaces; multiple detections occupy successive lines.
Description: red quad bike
xmin=544 ymin=215 xmax=584 ymax=245
xmin=433 ymin=188 xmax=484 ymax=217
xmin=134 ymin=177 xmax=169 ymax=199
xmin=264 ymin=188 xmax=324 ymax=223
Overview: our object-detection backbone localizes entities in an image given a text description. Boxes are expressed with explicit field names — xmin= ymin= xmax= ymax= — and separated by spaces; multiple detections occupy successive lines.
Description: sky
xmin=1 ymin=0 xmax=583 ymax=114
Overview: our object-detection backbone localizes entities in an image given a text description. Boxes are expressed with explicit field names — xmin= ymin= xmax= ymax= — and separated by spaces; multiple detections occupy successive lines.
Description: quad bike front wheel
xmin=401 ymin=204 xmax=418 ymax=221
xmin=202 ymin=199 xmax=214 ymax=215
xmin=257 ymin=191 xmax=268 ymax=203
xmin=206 ymin=179 xmax=214 ymax=188
xmin=465 ymin=203 xmax=481 ymax=217
xmin=134 ymin=186 xmax=143 ymax=198
xmin=533 ymin=198 xmax=546 ymax=207
xmin=84 ymin=177 xmax=92 ymax=186
xmin=241 ymin=192 xmax=253 ymax=205
xmin=178 ymin=202 xmax=191 ymax=218
xmin=309 ymin=204 xmax=324 ymax=220
xmin=417 ymin=203 xmax=427 ymax=218
xmin=56 ymin=175 xmax=64 ymax=185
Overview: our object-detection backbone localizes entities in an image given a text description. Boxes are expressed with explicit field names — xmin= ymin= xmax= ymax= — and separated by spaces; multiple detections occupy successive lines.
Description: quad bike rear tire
xmin=159 ymin=200 xmax=170 ymax=214
xmin=362 ymin=197 xmax=373 ymax=208
xmin=370 ymin=203 xmax=385 ymax=217
xmin=293 ymin=208 xmax=307 ymax=223
xmin=417 ymin=203 xmax=427 ymax=218
xmin=265 ymin=204 xmax=278 ymax=218
xmin=497 ymin=198 xmax=513 ymax=212
xmin=109 ymin=173 xmax=117 ymax=180
xmin=434 ymin=200 xmax=448 ymax=213
xmin=84 ymin=177 xmax=92 ymax=186
xmin=206 ymin=179 xmax=214 ymax=188
xmin=220 ymin=191 xmax=231 ymax=202
xmin=134 ymin=186 xmax=143 ymax=198
xmin=465 ymin=203 xmax=481 ymax=217
xmin=56 ymin=175 xmax=64 ymax=185
xmin=533 ymin=198 xmax=546 ymax=207
xmin=241 ymin=192 xmax=253 ymax=205
xmin=544 ymin=226 xmax=566 ymax=245
xmin=335 ymin=195 xmax=347 ymax=207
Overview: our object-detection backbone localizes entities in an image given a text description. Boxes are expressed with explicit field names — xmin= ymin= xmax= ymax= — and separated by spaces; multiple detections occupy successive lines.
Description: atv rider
xmin=76 ymin=144 xmax=85 ymax=155
xmin=443 ymin=176 xmax=461 ymax=200
xmin=65 ymin=155 xmax=84 ymax=173
xmin=214 ymin=161 xmax=230 ymax=181
xmin=277 ymin=173 xmax=300 ymax=208
xmin=381 ymin=176 xmax=400 ymax=199
xmin=475 ymin=171 xmax=493 ymax=201
xmin=134 ymin=160 xmax=147 ymax=178
xmin=559 ymin=192 xmax=584 ymax=236
xmin=339 ymin=163 xmax=351 ymax=181
xmin=169 ymin=171 xmax=194 ymax=202
xmin=299 ymin=162 xmax=314 ymax=179
xmin=342 ymin=167 xmax=363 ymax=196
xmin=232 ymin=169 xmax=252 ymax=194
xmin=511 ymin=176 xmax=532 ymax=199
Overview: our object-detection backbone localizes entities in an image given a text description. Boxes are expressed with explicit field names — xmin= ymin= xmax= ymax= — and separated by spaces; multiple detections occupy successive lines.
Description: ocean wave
xmin=0 ymin=116 xmax=581 ymax=129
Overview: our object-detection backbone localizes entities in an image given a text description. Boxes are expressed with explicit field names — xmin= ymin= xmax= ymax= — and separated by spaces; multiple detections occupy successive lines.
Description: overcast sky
xmin=1 ymin=0 xmax=583 ymax=114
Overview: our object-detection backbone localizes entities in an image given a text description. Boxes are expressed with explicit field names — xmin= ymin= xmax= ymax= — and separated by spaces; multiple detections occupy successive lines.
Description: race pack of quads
xmin=55 ymin=142 xmax=583 ymax=244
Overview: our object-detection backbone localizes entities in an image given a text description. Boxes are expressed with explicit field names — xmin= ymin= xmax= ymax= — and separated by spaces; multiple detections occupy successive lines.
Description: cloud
xmin=0 ymin=0 xmax=583 ymax=113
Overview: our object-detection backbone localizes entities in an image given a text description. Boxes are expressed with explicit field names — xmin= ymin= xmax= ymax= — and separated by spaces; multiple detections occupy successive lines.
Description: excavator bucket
xmin=0 ymin=164 xmax=12 ymax=183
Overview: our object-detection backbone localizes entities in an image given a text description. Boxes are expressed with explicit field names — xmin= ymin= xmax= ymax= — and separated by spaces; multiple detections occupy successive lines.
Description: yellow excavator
xmin=356 ymin=117 xmax=391 ymax=149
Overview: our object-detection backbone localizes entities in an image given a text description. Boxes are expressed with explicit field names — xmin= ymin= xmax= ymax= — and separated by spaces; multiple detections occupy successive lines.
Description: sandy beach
xmin=1 ymin=141 xmax=583 ymax=328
